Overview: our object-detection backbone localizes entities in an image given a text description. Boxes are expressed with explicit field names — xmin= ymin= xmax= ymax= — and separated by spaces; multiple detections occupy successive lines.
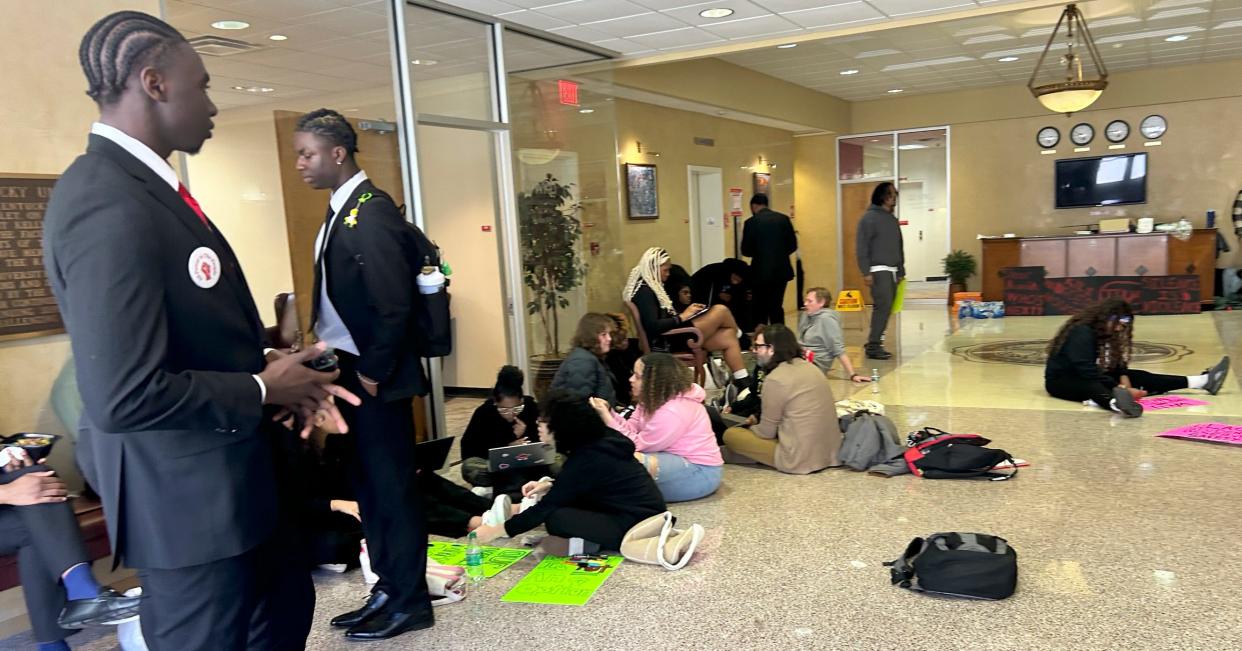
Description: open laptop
xmin=415 ymin=436 xmax=455 ymax=473
xmin=488 ymin=441 xmax=556 ymax=473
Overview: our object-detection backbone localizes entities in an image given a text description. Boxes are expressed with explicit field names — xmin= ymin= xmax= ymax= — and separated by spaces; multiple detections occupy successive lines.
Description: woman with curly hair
xmin=1045 ymin=298 xmax=1229 ymax=417
xmin=590 ymin=353 xmax=722 ymax=502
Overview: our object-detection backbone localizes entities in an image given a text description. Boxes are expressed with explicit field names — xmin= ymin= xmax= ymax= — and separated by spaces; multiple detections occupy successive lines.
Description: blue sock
xmin=38 ymin=640 xmax=70 ymax=651
xmin=61 ymin=563 xmax=99 ymax=601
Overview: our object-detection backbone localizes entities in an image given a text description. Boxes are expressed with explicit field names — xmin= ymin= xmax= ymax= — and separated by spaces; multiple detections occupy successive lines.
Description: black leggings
xmin=544 ymin=508 xmax=638 ymax=551
xmin=1046 ymin=368 xmax=1188 ymax=408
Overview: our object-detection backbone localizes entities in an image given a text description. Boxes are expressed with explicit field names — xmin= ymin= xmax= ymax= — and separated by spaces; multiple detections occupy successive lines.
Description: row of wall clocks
xmin=1035 ymin=115 xmax=1168 ymax=148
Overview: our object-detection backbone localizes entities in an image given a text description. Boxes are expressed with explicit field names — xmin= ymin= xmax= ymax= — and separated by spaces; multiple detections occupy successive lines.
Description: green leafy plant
xmin=941 ymin=249 xmax=977 ymax=286
xmin=519 ymin=174 xmax=587 ymax=356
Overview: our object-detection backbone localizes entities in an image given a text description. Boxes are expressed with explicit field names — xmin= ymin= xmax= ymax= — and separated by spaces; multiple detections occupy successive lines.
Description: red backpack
xmin=903 ymin=427 xmax=1017 ymax=481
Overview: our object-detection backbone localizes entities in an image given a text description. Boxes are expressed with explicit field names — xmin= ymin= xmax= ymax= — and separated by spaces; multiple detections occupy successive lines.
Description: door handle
xmin=919 ymin=230 xmax=923 ymax=241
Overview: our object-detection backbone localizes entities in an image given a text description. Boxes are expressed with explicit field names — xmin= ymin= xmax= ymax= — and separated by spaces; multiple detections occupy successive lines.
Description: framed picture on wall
xmin=753 ymin=172 xmax=771 ymax=197
xmin=625 ymin=163 xmax=659 ymax=219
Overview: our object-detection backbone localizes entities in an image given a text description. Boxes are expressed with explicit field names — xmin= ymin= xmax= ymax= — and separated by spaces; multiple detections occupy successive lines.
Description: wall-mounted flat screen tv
xmin=1055 ymin=152 xmax=1148 ymax=209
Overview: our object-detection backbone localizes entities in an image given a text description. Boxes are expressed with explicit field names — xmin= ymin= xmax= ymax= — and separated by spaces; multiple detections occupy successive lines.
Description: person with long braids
xmin=623 ymin=247 xmax=750 ymax=387
xmin=1044 ymin=299 xmax=1230 ymax=417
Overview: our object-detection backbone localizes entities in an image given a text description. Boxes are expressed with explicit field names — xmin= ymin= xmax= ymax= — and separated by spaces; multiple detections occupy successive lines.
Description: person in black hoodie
xmin=472 ymin=390 xmax=666 ymax=554
xmin=460 ymin=366 xmax=548 ymax=498
xmin=1045 ymin=298 xmax=1229 ymax=417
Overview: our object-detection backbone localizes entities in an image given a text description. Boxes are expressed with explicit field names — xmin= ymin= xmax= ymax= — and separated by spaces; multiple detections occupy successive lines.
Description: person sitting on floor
xmin=1044 ymin=298 xmax=1230 ymax=417
xmin=799 ymin=287 xmax=870 ymax=383
xmin=473 ymin=391 xmax=666 ymax=555
xmin=604 ymin=313 xmax=642 ymax=407
xmin=723 ymin=325 xmax=843 ymax=474
xmin=623 ymin=247 xmax=750 ymax=388
xmin=0 ymin=448 xmax=141 ymax=651
xmin=550 ymin=313 xmax=618 ymax=407
xmin=590 ymin=353 xmax=723 ymax=502
xmin=460 ymin=366 xmax=553 ymax=499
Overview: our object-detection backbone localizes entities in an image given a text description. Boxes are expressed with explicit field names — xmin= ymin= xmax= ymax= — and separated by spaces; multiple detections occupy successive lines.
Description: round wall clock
xmin=1036 ymin=126 xmax=1060 ymax=148
xmin=1070 ymin=123 xmax=1094 ymax=146
xmin=1140 ymin=115 xmax=1167 ymax=139
xmin=1105 ymin=119 xmax=1129 ymax=143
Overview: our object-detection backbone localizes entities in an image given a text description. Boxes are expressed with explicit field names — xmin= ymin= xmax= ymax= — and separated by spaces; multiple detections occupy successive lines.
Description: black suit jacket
xmin=311 ymin=179 xmax=434 ymax=401
xmin=740 ymin=208 xmax=797 ymax=283
xmin=43 ymin=135 xmax=276 ymax=570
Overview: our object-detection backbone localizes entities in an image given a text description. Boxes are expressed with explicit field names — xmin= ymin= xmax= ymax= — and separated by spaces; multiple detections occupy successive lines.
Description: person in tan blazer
xmin=723 ymin=325 xmax=841 ymax=474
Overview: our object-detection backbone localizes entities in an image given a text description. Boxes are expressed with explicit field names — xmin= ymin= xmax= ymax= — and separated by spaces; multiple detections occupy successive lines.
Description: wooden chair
xmin=625 ymin=301 xmax=707 ymax=386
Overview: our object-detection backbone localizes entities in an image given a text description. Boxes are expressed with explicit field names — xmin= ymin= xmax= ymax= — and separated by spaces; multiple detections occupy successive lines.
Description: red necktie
xmin=178 ymin=184 xmax=210 ymax=228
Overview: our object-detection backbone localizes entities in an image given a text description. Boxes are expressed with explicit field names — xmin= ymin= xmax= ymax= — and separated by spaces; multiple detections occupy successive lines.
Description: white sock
xmin=732 ymin=369 xmax=749 ymax=380
xmin=1188 ymin=374 xmax=1208 ymax=390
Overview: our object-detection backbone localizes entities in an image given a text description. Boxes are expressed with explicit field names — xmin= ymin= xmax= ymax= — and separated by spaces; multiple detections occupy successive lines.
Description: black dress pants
xmin=1046 ymin=368 xmax=1189 ymax=408
xmin=755 ymin=279 xmax=788 ymax=326
xmin=544 ymin=508 xmax=637 ymax=551
xmin=419 ymin=472 xmax=491 ymax=539
xmin=867 ymin=270 xmax=896 ymax=348
xmin=336 ymin=352 xmax=430 ymax=613
xmin=0 ymin=465 xmax=88 ymax=644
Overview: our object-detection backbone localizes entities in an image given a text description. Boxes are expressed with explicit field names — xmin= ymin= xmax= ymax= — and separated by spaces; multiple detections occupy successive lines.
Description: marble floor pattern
xmin=5 ymin=308 xmax=1241 ymax=650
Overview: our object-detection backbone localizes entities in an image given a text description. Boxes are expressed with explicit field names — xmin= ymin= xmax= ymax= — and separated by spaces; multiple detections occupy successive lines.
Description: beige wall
xmin=794 ymin=135 xmax=840 ymax=296
xmin=850 ymin=60 xmax=1242 ymax=288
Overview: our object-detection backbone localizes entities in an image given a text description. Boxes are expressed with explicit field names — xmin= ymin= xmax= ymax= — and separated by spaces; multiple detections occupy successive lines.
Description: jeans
xmin=640 ymin=452 xmax=722 ymax=502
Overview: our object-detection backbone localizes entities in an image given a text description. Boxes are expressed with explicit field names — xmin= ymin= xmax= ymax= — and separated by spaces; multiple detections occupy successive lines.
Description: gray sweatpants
xmin=867 ymin=270 xmax=896 ymax=347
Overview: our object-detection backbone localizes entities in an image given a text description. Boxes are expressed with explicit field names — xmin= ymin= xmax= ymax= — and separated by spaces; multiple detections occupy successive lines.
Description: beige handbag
xmin=620 ymin=511 xmax=704 ymax=571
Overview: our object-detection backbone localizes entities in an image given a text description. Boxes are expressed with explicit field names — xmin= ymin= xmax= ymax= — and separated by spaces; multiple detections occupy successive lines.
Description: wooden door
xmin=272 ymin=111 xmax=428 ymax=440
xmin=841 ymin=182 xmax=883 ymax=303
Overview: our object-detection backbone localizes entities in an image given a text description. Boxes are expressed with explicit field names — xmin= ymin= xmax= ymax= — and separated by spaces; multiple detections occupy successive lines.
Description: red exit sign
xmin=558 ymin=79 xmax=579 ymax=106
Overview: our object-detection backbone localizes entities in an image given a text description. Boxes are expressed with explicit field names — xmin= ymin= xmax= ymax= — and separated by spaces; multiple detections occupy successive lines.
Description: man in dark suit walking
xmin=43 ymin=12 xmax=358 ymax=650
xmin=293 ymin=109 xmax=437 ymax=641
xmin=741 ymin=194 xmax=798 ymax=326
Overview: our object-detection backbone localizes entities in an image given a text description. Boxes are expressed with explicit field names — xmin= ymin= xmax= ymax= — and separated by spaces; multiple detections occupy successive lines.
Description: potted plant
xmin=941 ymin=249 xmax=977 ymax=302
xmin=518 ymin=174 xmax=587 ymax=400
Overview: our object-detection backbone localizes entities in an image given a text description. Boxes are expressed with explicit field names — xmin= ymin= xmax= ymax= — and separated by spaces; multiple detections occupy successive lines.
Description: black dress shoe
xmin=345 ymin=608 xmax=434 ymax=641
xmin=331 ymin=590 xmax=390 ymax=629
xmin=865 ymin=347 xmax=893 ymax=360
xmin=57 ymin=588 xmax=142 ymax=629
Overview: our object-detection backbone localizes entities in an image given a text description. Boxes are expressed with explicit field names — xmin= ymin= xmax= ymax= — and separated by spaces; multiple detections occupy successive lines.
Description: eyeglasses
xmin=1109 ymin=316 xmax=1133 ymax=324
xmin=751 ymin=343 xmax=772 ymax=352
xmin=496 ymin=404 xmax=526 ymax=416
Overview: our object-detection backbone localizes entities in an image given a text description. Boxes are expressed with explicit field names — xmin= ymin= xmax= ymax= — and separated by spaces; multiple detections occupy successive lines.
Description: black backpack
xmin=903 ymin=428 xmax=1017 ymax=481
xmin=885 ymin=532 xmax=1017 ymax=600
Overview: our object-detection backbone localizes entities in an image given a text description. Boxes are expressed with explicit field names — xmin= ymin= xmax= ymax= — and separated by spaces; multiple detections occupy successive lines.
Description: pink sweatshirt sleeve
xmin=608 ymin=404 xmax=685 ymax=453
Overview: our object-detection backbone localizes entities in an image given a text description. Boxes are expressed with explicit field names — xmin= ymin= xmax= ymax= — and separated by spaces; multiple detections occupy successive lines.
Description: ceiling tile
xmin=784 ymin=2 xmax=885 ymax=28
xmin=626 ymin=26 xmax=726 ymax=48
xmin=864 ymin=0 xmax=976 ymax=17
xmin=753 ymin=0 xmax=854 ymax=10
xmin=582 ymin=11 xmax=689 ymax=37
xmin=700 ymin=14 xmax=803 ymax=39
xmin=443 ymin=0 xmax=522 ymax=13
xmin=661 ymin=0 xmax=775 ymax=25
xmin=592 ymin=37 xmax=659 ymax=54
xmin=498 ymin=9 xmax=576 ymax=30
xmin=533 ymin=0 xmax=651 ymax=24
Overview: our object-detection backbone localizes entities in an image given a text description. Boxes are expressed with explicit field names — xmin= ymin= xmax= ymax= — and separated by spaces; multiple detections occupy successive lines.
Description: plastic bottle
xmin=870 ymin=368 xmax=880 ymax=394
xmin=465 ymin=531 xmax=484 ymax=584
xmin=417 ymin=255 xmax=446 ymax=295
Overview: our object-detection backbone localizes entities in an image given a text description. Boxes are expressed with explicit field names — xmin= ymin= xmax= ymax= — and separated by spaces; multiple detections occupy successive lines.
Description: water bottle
xmin=870 ymin=368 xmax=880 ymax=394
xmin=465 ymin=531 xmax=484 ymax=584
xmin=417 ymin=255 xmax=446 ymax=295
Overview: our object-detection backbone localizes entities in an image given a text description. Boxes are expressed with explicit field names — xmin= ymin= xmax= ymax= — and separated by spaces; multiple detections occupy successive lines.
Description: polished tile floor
xmin=7 ymin=307 xmax=1241 ymax=650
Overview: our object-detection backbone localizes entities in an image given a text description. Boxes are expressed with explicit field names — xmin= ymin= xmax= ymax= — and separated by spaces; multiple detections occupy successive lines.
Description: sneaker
xmin=865 ymin=347 xmax=893 ymax=360
xmin=318 ymin=563 xmax=348 ymax=573
xmin=470 ymin=486 xmax=493 ymax=499
xmin=708 ymin=357 xmax=730 ymax=389
xmin=539 ymin=536 xmax=600 ymax=556
xmin=1110 ymin=385 xmax=1144 ymax=418
xmin=481 ymin=494 xmax=512 ymax=528
xmin=1204 ymin=356 xmax=1230 ymax=395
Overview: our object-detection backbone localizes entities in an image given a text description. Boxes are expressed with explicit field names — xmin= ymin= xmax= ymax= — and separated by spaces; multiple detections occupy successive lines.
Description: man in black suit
xmin=43 ymin=12 xmax=358 ymax=650
xmin=741 ymin=194 xmax=798 ymax=326
xmin=293 ymin=108 xmax=436 ymax=641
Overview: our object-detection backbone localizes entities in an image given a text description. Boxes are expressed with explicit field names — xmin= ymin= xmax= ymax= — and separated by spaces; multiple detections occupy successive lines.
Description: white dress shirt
xmin=90 ymin=122 xmax=270 ymax=403
xmin=312 ymin=170 xmax=368 ymax=356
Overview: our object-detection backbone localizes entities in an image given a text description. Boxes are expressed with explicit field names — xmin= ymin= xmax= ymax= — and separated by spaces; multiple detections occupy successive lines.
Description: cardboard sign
xmin=426 ymin=541 xmax=530 ymax=579
xmin=1156 ymin=422 xmax=1242 ymax=445
xmin=501 ymin=554 xmax=623 ymax=606
xmin=835 ymin=289 xmax=863 ymax=312
xmin=1002 ymin=266 xmax=1200 ymax=316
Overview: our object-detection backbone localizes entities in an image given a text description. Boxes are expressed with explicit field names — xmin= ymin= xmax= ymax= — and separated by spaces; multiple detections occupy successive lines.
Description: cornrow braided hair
xmin=296 ymin=108 xmax=360 ymax=156
xmin=80 ymin=11 xmax=186 ymax=105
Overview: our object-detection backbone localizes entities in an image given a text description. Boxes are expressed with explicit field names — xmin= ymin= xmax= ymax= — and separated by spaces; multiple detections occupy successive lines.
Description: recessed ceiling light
xmin=410 ymin=59 xmax=438 ymax=66
xmin=777 ymin=43 xmax=798 ymax=49
xmin=268 ymin=34 xmax=288 ymax=41
xmin=998 ymin=56 xmax=1019 ymax=62
xmin=1164 ymin=34 xmax=1189 ymax=42
xmin=579 ymin=108 xmax=594 ymax=114
xmin=840 ymin=69 xmax=859 ymax=75
xmin=211 ymin=20 xmax=250 ymax=30
xmin=699 ymin=8 xmax=734 ymax=18
xmin=887 ymin=88 xmax=904 ymax=94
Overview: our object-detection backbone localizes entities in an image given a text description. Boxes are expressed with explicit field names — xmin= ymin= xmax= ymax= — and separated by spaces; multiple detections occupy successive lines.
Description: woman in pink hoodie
xmin=590 ymin=353 xmax=723 ymax=502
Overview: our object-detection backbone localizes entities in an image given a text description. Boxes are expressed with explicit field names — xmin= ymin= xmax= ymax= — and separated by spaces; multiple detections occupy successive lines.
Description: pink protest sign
xmin=1138 ymin=396 xmax=1210 ymax=410
xmin=1156 ymin=422 xmax=1242 ymax=446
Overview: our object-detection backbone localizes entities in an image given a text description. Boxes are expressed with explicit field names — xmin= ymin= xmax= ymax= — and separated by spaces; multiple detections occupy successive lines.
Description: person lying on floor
xmin=589 ymin=353 xmax=722 ymax=503
xmin=0 ymin=448 xmax=141 ymax=651
xmin=460 ymin=366 xmax=558 ymax=499
xmin=723 ymin=324 xmax=843 ymax=474
xmin=1044 ymin=298 xmax=1229 ymax=418
xmin=473 ymin=391 xmax=666 ymax=555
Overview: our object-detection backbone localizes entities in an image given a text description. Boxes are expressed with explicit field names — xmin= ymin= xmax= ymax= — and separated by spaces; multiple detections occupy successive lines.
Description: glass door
xmin=897 ymin=129 xmax=950 ymax=282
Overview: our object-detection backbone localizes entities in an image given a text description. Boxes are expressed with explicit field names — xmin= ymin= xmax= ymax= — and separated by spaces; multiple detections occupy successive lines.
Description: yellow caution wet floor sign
xmin=835 ymin=290 xmax=863 ymax=312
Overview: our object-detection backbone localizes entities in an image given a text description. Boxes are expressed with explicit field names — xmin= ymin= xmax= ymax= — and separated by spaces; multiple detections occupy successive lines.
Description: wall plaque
xmin=0 ymin=175 xmax=64 ymax=341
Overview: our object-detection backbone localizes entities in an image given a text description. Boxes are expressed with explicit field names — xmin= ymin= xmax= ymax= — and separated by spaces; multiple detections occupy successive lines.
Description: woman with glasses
xmin=1045 ymin=298 xmax=1229 ymax=417
xmin=461 ymin=366 xmax=550 ymax=498
xmin=723 ymin=325 xmax=842 ymax=474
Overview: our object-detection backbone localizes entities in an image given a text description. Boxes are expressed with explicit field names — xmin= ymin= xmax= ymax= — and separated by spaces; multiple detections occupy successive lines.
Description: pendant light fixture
xmin=1027 ymin=4 xmax=1108 ymax=115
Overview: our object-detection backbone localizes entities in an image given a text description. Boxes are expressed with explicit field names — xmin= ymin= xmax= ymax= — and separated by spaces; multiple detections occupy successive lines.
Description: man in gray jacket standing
xmin=855 ymin=182 xmax=904 ymax=360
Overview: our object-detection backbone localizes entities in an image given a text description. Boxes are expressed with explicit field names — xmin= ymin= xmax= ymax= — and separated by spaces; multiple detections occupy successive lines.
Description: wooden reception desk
xmin=980 ymin=229 xmax=1216 ymax=304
